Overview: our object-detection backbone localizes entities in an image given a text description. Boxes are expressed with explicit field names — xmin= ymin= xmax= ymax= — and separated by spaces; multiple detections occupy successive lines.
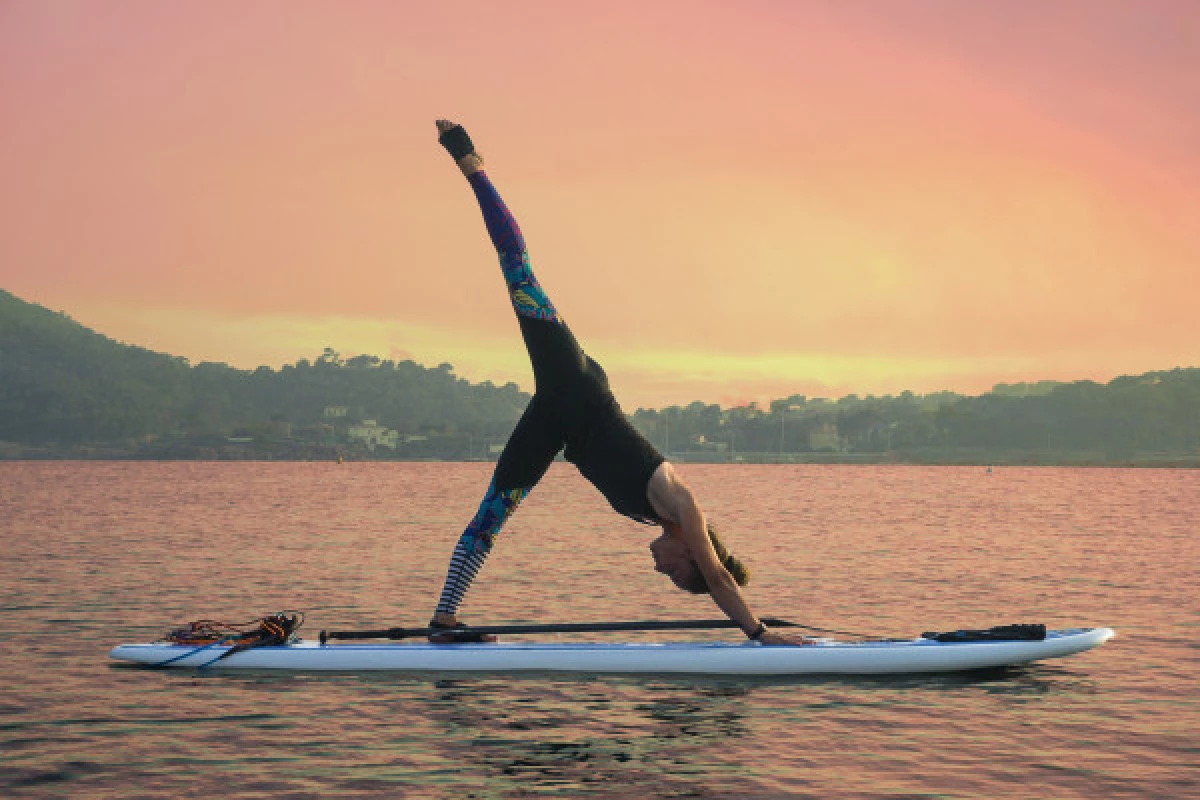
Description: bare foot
xmin=430 ymin=611 xmax=458 ymax=628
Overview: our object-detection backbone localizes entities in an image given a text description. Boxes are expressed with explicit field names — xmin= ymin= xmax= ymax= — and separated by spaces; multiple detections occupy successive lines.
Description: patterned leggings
xmin=433 ymin=171 xmax=589 ymax=618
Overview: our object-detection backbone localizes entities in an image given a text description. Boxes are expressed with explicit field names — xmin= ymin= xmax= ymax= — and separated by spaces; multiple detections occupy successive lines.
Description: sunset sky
xmin=2 ymin=1 xmax=1197 ymax=409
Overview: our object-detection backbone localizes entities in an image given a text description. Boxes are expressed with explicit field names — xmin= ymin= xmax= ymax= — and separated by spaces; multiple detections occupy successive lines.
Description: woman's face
xmin=649 ymin=531 xmax=694 ymax=591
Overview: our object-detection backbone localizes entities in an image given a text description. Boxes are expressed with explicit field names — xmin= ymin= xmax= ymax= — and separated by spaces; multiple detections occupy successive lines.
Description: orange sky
xmin=2 ymin=1 xmax=1197 ymax=409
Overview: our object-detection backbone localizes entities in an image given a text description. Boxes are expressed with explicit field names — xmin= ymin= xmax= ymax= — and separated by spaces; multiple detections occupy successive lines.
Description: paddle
xmin=318 ymin=617 xmax=805 ymax=643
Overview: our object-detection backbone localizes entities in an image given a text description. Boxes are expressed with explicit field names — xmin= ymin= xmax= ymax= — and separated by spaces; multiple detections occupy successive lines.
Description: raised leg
xmin=437 ymin=121 xmax=590 ymax=392
xmin=465 ymin=171 xmax=560 ymax=323
xmin=465 ymin=170 xmax=593 ymax=394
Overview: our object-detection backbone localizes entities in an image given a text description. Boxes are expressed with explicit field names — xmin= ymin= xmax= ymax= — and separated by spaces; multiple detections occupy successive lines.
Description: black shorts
xmin=493 ymin=316 xmax=664 ymax=523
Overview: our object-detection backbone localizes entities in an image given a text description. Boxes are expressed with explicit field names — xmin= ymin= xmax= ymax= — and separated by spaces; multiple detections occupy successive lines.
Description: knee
xmin=459 ymin=529 xmax=495 ymax=556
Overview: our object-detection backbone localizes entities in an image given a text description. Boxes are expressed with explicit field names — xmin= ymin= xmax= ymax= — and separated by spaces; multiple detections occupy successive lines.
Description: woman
xmin=430 ymin=120 xmax=809 ymax=646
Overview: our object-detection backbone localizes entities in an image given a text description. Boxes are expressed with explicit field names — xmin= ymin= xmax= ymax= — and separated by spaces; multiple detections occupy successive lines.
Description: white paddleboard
xmin=109 ymin=627 xmax=1113 ymax=675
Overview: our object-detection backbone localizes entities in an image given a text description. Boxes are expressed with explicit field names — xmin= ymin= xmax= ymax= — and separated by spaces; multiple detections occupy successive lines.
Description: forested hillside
xmin=629 ymin=369 xmax=1200 ymax=465
xmin=2 ymin=289 xmax=1197 ymax=464
xmin=0 ymin=290 xmax=528 ymax=454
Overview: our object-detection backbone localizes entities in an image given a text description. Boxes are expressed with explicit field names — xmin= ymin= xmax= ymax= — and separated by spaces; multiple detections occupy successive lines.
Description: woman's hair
xmin=682 ymin=522 xmax=750 ymax=594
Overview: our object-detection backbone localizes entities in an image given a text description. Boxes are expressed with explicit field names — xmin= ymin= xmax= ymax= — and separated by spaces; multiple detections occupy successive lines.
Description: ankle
xmin=458 ymin=154 xmax=484 ymax=177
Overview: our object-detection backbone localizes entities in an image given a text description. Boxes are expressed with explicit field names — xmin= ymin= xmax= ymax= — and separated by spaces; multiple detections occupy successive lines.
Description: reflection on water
xmin=418 ymin=677 xmax=755 ymax=795
xmin=1 ymin=462 xmax=1196 ymax=798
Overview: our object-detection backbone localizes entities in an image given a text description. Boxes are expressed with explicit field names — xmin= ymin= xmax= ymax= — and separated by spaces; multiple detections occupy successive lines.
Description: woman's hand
xmin=757 ymin=630 xmax=820 ymax=646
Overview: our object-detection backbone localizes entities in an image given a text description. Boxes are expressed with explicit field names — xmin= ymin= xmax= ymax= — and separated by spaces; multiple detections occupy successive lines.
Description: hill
xmin=0 ymin=290 xmax=528 ymax=456
xmin=2 ymin=289 xmax=1197 ymax=464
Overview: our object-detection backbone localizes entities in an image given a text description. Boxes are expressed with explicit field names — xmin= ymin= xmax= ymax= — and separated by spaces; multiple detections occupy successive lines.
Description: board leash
xmin=155 ymin=637 xmax=233 ymax=668
xmin=157 ymin=612 xmax=304 ymax=668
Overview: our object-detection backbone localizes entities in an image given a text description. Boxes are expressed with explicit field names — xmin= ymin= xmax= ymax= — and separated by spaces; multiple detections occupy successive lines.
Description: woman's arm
xmin=648 ymin=463 xmax=814 ymax=645
xmin=653 ymin=468 xmax=758 ymax=634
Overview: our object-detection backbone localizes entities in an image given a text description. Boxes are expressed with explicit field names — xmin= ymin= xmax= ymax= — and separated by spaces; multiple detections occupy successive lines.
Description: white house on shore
xmin=808 ymin=422 xmax=842 ymax=451
xmin=347 ymin=419 xmax=398 ymax=452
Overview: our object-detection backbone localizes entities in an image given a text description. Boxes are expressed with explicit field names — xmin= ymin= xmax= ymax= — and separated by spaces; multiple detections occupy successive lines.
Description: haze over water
xmin=1 ymin=462 xmax=1195 ymax=798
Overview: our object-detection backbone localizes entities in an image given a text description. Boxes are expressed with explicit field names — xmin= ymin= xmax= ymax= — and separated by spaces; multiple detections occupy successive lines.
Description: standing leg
xmin=431 ymin=478 xmax=528 ymax=619
xmin=431 ymin=397 xmax=562 ymax=620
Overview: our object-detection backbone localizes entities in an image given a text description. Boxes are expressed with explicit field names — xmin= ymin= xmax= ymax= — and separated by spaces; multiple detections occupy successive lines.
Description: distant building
xmin=323 ymin=406 xmax=349 ymax=419
xmin=689 ymin=434 xmax=728 ymax=453
xmin=808 ymin=423 xmax=841 ymax=451
xmin=347 ymin=419 xmax=398 ymax=451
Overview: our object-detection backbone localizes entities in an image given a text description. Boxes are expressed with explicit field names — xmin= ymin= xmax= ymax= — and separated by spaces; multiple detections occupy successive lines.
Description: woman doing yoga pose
xmin=430 ymin=120 xmax=810 ymax=646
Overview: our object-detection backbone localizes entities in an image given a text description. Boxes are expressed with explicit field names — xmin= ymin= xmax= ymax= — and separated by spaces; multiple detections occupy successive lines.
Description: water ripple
xmin=0 ymin=462 xmax=1195 ymax=798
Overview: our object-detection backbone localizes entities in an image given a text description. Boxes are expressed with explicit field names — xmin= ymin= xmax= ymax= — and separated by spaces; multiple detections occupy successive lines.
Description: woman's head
xmin=649 ymin=522 xmax=749 ymax=594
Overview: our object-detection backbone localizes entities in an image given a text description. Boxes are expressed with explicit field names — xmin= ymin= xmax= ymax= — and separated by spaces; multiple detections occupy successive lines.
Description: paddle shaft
xmin=320 ymin=617 xmax=801 ymax=642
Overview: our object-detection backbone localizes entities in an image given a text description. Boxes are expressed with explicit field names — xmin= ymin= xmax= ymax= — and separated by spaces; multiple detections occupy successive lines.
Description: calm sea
xmin=1 ymin=462 xmax=1196 ymax=798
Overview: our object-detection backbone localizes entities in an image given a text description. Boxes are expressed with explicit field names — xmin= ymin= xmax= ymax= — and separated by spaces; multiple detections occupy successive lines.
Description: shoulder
xmin=646 ymin=462 xmax=695 ymax=523
xmin=647 ymin=460 xmax=680 ymax=492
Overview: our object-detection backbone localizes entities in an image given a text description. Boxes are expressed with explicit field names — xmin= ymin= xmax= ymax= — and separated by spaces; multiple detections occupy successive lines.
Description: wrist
xmin=747 ymin=621 xmax=768 ymax=640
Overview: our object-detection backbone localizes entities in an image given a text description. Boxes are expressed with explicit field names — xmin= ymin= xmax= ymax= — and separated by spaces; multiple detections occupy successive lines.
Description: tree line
xmin=628 ymin=371 xmax=1199 ymax=464
xmin=2 ymin=289 xmax=1197 ymax=463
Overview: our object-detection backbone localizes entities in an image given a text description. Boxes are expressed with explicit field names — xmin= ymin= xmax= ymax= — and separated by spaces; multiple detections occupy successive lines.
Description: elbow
xmin=697 ymin=563 xmax=739 ymax=598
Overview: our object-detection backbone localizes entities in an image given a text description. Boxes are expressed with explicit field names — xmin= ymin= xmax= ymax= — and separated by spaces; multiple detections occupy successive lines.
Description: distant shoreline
xmin=3 ymin=449 xmax=1197 ymax=469
xmin=6 ymin=289 xmax=1199 ymax=471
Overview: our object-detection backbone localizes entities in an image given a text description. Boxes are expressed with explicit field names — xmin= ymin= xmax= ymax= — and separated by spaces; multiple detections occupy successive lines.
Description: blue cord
xmin=157 ymin=637 xmax=232 ymax=667
xmin=196 ymin=646 xmax=239 ymax=670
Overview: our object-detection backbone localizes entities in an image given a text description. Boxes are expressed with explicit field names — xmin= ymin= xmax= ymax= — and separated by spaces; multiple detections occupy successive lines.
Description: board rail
xmin=109 ymin=627 xmax=1114 ymax=675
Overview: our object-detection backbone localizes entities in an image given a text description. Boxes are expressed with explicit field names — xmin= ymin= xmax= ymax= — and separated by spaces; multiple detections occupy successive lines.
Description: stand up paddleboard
xmin=110 ymin=627 xmax=1113 ymax=675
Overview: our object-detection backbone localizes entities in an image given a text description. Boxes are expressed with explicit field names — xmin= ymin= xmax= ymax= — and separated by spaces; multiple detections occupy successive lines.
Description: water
xmin=1 ymin=462 xmax=1196 ymax=798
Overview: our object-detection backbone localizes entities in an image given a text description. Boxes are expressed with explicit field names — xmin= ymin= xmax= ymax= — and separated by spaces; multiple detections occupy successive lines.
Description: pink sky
xmin=2 ymin=1 xmax=1197 ymax=408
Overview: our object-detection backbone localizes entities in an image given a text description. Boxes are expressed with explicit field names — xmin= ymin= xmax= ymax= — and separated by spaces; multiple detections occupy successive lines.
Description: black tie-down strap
xmin=921 ymin=623 xmax=1046 ymax=643
xmin=425 ymin=620 xmax=497 ymax=644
